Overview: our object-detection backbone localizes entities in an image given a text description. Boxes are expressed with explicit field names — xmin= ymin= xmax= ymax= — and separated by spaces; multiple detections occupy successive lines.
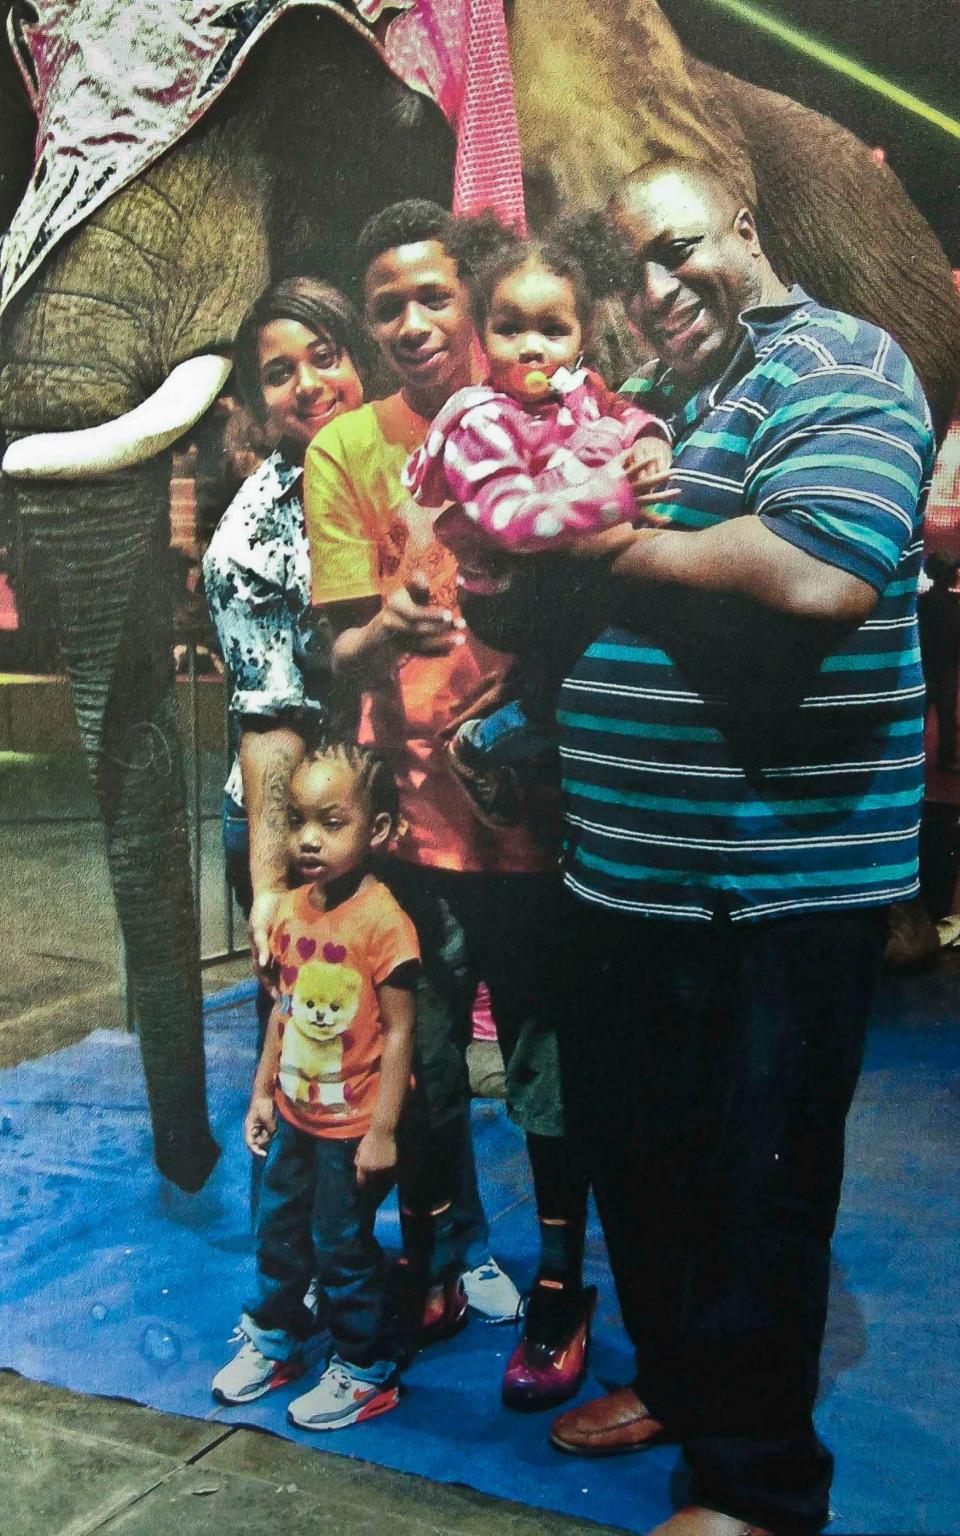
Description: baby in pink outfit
xmin=403 ymin=224 xmax=673 ymax=827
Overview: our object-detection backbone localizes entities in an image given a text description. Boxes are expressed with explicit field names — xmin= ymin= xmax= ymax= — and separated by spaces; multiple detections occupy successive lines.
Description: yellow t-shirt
xmin=304 ymin=393 xmax=550 ymax=874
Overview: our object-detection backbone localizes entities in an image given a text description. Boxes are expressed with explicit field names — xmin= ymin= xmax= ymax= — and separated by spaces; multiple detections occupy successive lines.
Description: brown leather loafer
xmin=549 ymin=1385 xmax=671 ymax=1456
xmin=648 ymin=1506 xmax=776 ymax=1536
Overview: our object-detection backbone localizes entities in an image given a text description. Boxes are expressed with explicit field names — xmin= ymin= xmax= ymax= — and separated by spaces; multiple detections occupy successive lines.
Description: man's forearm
xmin=611 ymin=519 xmax=877 ymax=626
xmin=240 ymin=724 xmax=306 ymax=897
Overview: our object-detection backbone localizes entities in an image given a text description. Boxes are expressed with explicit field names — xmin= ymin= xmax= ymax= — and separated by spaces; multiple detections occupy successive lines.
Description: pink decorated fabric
xmin=0 ymin=0 xmax=524 ymax=315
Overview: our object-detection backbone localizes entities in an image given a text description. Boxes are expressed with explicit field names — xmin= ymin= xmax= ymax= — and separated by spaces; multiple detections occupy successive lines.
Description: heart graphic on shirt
xmin=323 ymin=942 xmax=347 ymax=963
xmin=296 ymin=937 xmax=317 ymax=961
xmin=343 ymin=1082 xmax=354 ymax=1102
xmin=275 ymin=929 xmax=291 ymax=955
xmin=281 ymin=965 xmax=298 ymax=989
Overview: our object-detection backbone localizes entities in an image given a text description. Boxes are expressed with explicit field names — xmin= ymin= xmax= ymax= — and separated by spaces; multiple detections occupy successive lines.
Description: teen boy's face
xmin=287 ymin=757 xmax=389 ymax=888
xmin=364 ymin=239 xmax=475 ymax=408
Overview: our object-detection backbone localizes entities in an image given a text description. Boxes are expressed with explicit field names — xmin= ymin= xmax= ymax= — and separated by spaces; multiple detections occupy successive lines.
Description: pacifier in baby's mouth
xmin=501 ymin=360 xmax=561 ymax=400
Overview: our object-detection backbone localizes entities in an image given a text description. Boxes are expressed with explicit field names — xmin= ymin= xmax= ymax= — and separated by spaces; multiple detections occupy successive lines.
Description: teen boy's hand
xmin=244 ymin=1093 xmax=276 ymax=1157
xmin=378 ymin=575 xmax=466 ymax=658
xmin=354 ymin=1126 xmax=398 ymax=1187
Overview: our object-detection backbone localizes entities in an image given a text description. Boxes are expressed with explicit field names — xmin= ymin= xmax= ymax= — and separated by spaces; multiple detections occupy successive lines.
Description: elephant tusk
xmin=1 ymin=354 xmax=233 ymax=480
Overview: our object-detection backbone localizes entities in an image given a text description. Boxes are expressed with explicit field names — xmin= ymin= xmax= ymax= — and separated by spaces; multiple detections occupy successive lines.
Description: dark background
xmin=659 ymin=0 xmax=960 ymax=263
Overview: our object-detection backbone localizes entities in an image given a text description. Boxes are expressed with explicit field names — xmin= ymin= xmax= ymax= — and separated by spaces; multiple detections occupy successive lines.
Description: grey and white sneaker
xmin=211 ymin=1331 xmax=309 ymax=1405
xmin=461 ymin=1258 xmax=522 ymax=1323
xmin=287 ymin=1359 xmax=400 ymax=1431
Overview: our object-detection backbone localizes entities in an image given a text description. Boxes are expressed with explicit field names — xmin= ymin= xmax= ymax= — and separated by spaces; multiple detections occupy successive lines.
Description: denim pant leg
xmin=310 ymin=1136 xmax=393 ymax=1371
xmin=242 ymin=1117 xmax=322 ymax=1360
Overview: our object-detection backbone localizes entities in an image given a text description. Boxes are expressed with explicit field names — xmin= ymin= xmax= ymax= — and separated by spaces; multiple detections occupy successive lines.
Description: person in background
xmin=918 ymin=551 xmax=960 ymax=771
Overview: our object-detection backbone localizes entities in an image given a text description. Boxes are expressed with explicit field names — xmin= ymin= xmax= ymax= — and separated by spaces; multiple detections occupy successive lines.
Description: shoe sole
xmin=548 ymin=1428 xmax=670 ymax=1457
xmin=211 ymin=1354 xmax=307 ymax=1406
xmin=287 ymin=1385 xmax=400 ymax=1431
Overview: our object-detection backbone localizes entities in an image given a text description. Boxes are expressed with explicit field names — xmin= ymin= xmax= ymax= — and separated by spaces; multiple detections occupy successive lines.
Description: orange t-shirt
xmin=270 ymin=876 xmax=420 ymax=1140
xmin=304 ymin=393 xmax=551 ymax=874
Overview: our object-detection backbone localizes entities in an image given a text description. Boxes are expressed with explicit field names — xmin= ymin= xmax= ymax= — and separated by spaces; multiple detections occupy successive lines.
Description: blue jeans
xmin=242 ymin=1116 xmax=394 ymax=1375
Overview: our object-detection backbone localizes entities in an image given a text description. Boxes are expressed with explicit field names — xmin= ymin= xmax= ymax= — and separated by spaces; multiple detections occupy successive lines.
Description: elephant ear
xmin=692 ymin=60 xmax=960 ymax=438
xmin=0 ymin=6 xmax=37 ymax=238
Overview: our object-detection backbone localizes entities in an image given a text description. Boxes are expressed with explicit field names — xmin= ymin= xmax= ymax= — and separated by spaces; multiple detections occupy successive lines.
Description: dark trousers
xmin=552 ymin=896 xmax=885 ymax=1533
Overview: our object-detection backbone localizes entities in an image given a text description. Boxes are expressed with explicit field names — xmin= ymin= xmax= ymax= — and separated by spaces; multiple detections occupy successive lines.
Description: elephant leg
xmin=24 ymin=467 xmax=219 ymax=1191
xmin=0 ymin=115 xmax=270 ymax=1190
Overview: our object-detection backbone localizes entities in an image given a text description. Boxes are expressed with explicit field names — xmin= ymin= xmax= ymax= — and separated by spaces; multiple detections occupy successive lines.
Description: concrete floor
xmin=0 ymin=1372 xmax=628 ymax=1536
xmin=0 ymin=748 xmax=625 ymax=1535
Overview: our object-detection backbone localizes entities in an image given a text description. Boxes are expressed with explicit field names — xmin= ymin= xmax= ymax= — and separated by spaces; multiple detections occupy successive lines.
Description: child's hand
xmin=244 ymin=1094 xmax=276 ymax=1157
xmin=354 ymin=1127 xmax=397 ymax=1187
xmin=622 ymin=437 xmax=676 ymax=520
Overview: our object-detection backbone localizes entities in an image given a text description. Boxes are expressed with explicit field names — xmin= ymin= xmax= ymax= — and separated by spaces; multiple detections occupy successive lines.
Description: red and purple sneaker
xmin=502 ymin=1282 xmax=597 ymax=1412
xmin=287 ymin=1361 xmax=400 ymax=1430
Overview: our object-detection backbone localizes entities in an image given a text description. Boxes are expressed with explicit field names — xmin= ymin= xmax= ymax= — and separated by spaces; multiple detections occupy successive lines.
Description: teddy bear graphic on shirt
xmin=278 ymin=945 xmax=362 ymax=1113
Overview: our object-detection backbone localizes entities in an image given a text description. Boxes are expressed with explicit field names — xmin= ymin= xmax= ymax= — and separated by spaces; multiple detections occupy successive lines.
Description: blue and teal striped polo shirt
xmin=557 ymin=288 xmax=935 ymax=923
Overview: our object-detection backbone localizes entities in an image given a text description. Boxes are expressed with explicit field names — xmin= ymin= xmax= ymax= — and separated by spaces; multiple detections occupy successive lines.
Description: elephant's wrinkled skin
xmin=1 ymin=3 xmax=957 ymax=1192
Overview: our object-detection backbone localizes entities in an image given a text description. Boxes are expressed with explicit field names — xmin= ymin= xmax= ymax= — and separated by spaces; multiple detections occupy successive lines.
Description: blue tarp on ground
xmin=1 ymin=971 xmax=958 ymax=1534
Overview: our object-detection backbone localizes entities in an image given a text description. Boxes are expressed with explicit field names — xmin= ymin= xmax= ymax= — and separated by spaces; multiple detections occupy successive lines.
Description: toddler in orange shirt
xmin=212 ymin=740 xmax=421 ymax=1430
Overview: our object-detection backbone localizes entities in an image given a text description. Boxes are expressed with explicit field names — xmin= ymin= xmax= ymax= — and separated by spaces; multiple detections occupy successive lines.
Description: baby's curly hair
xmin=448 ymin=209 xmax=631 ymax=337
xmin=301 ymin=736 xmax=400 ymax=828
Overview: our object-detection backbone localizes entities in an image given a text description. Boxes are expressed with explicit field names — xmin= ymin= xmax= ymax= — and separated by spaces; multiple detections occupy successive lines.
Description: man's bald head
xmin=607 ymin=158 xmax=786 ymax=388
xmin=611 ymin=158 xmax=751 ymax=231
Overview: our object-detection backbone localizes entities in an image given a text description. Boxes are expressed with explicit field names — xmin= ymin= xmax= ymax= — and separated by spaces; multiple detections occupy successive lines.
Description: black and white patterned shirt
xmin=203 ymin=450 xmax=328 ymax=806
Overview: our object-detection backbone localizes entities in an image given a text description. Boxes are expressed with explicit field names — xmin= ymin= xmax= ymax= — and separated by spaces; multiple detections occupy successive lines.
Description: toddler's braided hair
xmin=304 ymin=737 xmax=400 ymax=829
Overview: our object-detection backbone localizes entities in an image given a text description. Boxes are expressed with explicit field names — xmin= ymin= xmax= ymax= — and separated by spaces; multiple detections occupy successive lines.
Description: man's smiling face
xmin=610 ymin=166 xmax=765 ymax=388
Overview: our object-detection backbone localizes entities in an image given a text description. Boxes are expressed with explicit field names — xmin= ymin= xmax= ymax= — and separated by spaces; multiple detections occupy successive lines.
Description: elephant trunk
xmin=0 ymin=113 xmax=270 ymax=1190
xmin=11 ymin=463 xmax=219 ymax=1190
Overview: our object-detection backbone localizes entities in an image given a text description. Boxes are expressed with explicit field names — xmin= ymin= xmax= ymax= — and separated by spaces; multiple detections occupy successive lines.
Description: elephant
xmin=0 ymin=0 xmax=957 ymax=1193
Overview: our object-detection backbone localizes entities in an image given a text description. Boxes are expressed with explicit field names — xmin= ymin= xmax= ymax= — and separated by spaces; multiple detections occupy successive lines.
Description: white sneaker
xmin=287 ymin=1360 xmax=399 ymax=1431
xmin=461 ymin=1257 xmax=522 ymax=1323
xmin=211 ymin=1332 xmax=309 ymax=1405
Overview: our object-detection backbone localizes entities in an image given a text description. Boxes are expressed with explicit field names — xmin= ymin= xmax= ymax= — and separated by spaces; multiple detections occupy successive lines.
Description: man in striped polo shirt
xmin=546 ymin=161 xmax=935 ymax=1536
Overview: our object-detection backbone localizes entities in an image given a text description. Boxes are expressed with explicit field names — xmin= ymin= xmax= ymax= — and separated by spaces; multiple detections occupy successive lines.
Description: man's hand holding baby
xmin=623 ymin=435 xmax=675 ymax=522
